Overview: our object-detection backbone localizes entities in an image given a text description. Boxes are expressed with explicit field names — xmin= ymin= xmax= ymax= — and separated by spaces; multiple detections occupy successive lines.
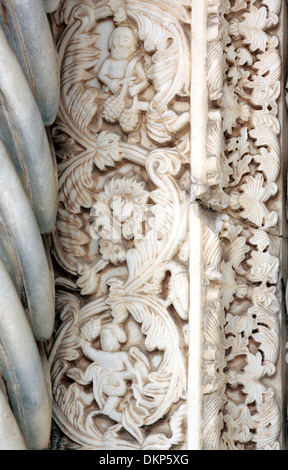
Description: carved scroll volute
xmin=48 ymin=0 xmax=190 ymax=450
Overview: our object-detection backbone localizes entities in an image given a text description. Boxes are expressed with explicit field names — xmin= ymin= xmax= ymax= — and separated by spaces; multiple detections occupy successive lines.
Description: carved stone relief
xmin=47 ymin=0 xmax=286 ymax=451
xmin=48 ymin=0 xmax=190 ymax=450
xmin=199 ymin=0 xmax=285 ymax=451
xmin=0 ymin=0 xmax=60 ymax=450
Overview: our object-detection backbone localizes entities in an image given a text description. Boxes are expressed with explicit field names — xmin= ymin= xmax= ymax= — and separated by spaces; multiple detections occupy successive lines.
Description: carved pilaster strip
xmin=48 ymin=0 xmax=191 ymax=450
xmin=197 ymin=0 xmax=284 ymax=450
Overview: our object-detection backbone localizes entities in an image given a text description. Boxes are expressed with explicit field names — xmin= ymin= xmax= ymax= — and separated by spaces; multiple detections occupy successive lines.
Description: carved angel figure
xmin=98 ymin=26 xmax=149 ymax=134
xmin=78 ymin=319 xmax=135 ymax=426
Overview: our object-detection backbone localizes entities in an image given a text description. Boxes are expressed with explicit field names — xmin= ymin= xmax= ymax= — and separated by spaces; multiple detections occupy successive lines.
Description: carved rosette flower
xmin=90 ymin=175 xmax=149 ymax=265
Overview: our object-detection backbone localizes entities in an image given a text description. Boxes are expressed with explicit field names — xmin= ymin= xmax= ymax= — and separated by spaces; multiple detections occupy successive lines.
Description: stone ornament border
xmin=47 ymin=0 xmax=285 ymax=450
xmin=191 ymin=0 xmax=284 ymax=450
xmin=48 ymin=0 xmax=191 ymax=450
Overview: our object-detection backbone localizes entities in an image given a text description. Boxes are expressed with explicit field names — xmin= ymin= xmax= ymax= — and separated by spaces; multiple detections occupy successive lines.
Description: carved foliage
xmin=203 ymin=215 xmax=281 ymax=450
xmin=48 ymin=0 xmax=190 ymax=449
xmin=206 ymin=0 xmax=281 ymax=231
xmin=203 ymin=0 xmax=282 ymax=451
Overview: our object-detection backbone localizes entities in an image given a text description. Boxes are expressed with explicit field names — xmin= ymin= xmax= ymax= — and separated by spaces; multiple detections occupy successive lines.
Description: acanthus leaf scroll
xmin=48 ymin=0 xmax=190 ymax=450
xmin=47 ymin=0 xmax=284 ymax=451
xmin=202 ymin=0 xmax=282 ymax=451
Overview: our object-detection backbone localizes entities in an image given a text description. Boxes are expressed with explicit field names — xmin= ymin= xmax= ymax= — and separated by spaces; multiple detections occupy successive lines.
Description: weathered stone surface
xmin=191 ymin=0 xmax=286 ymax=450
xmin=0 ymin=139 xmax=55 ymax=341
xmin=0 ymin=387 xmax=27 ymax=451
xmin=0 ymin=2 xmax=59 ymax=450
xmin=0 ymin=0 xmax=60 ymax=125
xmin=0 ymin=25 xmax=58 ymax=234
xmin=0 ymin=0 xmax=284 ymax=451
xmin=48 ymin=0 xmax=190 ymax=450
xmin=47 ymin=0 xmax=287 ymax=451
xmin=42 ymin=0 xmax=61 ymax=13
xmin=0 ymin=260 xmax=52 ymax=450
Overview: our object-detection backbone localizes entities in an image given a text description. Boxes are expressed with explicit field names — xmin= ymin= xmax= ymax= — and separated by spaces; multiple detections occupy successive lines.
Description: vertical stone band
xmin=0 ymin=0 xmax=60 ymax=450
xmin=47 ymin=0 xmax=287 ymax=450
xmin=194 ymin=0 xmax=285 ymax=450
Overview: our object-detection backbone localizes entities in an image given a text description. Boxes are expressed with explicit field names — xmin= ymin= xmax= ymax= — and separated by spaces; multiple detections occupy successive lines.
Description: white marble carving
xmin=48 ymin=0 xmax=190 ymax=450
xmin=48 ymin=0 xmax=286 ymax=451
xmin=199 ymin=0 xmax=284 ymax=451
xmin=0 ymin=0 xmax=59 ymax=450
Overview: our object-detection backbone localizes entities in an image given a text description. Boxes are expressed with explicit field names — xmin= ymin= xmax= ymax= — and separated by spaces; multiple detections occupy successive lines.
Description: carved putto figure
xmin=98 ymin=26 xmax=149 ymax=134
xmin=79 ymin=319 xmax=135 ymax=427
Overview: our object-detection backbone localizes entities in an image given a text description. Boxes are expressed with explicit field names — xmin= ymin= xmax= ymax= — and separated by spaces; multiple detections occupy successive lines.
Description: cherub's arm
xmin=81 ymin=338 xmax=99 ymax=363
xmin=128 ymin=62 xmax=149 ymax=97
xmin=98 ymin=59 xmax=121 ymax=94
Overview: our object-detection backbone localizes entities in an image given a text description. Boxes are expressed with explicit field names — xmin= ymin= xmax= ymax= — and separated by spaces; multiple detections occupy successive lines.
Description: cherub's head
xmin=80 ymin=318 xmax=102 ymax=342
xmin=100 ymin=323 xmax=127 ymax=352
xmin=109 ymin=26 xmax=138 ymax=60
xmin=80 ymin=318 xmax=127 ymax=352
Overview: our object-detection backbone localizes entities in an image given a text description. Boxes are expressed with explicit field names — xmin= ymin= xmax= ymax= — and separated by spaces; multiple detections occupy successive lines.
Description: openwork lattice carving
xmin=202 ymin=0 xmax=283 ymax=450
xmin=48 ymin=0 xmax=284 ymax=450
